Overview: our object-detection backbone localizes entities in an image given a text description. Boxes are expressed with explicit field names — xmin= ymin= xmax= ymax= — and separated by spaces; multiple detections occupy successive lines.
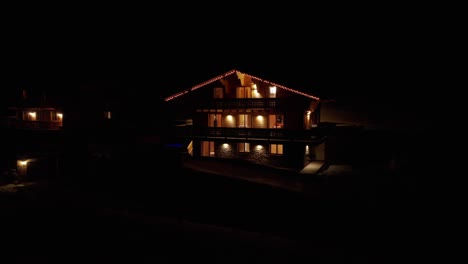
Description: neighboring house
xmin=2 ymin=89 xmax=63 ymax=131
xmin=0 ymin=88 xmax=65 ymax=180
xmin=163 ymin=69 xmax=359 ymax=170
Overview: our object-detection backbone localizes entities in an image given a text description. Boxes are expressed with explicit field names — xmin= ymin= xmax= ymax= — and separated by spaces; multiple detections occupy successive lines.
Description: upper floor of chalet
xmin=163 ymin=70 xmax=324 ymax=129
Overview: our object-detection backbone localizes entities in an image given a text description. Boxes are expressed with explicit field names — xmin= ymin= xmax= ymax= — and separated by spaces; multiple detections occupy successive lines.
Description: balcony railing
xmin=173 ymin=127 xmax=330 ymax=142
xmin=195 ymin=99 xmax=299 ymax=109
xmin=1 ymin=119 xmax=63 ymax=130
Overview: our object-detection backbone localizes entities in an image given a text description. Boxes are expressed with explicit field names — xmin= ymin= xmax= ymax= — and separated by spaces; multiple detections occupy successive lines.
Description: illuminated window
xmin=269 ymin=114 xmax=284 ymax=128
xmin=201 ymin=141 xmax=215 ymax=157
xmin=251 ymin=83 xmax=261 ymax=98
xmin=209 ymin=114 xmax=222 ymax=127
xmin=238 ymin=143 xmax=250 ymax=153
xmin=269 ymin=86 xmax=277 ymax=98
xmin=104 ymin=111 xmax=112 ymax=119
xmin=52 ymin=111 xmax=63 ymax=121
xmin=238 ymin=114 xmax=251 ymax=128
xmin=24 ymin=111 xmax=37 ymax=121
xmin=236 ymin=87 xmax=252 ymax=98
xmin=270 ymin=144 xmax=283 ymax=155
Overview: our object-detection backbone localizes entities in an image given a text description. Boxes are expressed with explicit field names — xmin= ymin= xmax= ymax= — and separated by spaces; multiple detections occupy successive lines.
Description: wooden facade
xmin=164 ymin=69 xmax=330 ymax=170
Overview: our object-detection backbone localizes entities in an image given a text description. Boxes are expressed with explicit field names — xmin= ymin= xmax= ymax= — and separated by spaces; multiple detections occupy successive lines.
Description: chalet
xmin=2 ymin=89 xmax=63 ymax=131
xmin=163 ymin=69 xmax=360 ymax=170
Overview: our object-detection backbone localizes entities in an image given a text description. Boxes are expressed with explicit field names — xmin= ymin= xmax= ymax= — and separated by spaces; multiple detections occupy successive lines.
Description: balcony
xmin=195 ymin=99 xmax=299 ymax=110
xmin=1 ymin=118 xmax=63 ymax=130
xmin=175 ymin=127 xmax=331 ymax=142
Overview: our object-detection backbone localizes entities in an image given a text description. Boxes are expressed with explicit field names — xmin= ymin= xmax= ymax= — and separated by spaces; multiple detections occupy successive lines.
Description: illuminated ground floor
xmin=190 ymin=139 xmax=326 ymax=170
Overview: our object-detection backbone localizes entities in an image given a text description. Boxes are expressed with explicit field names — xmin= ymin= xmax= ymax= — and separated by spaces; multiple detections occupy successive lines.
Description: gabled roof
xmin=164 ymin=69 xmax=320 ymax=101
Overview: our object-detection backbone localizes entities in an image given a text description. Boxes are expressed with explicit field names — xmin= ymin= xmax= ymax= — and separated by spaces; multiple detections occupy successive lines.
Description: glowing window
xmin=201 ymin=141 xmax=215 ymax=157
xmin=270 ymin=144 xmax=283 ymax=155
xmin=236 ymin=87 xmax=252 ymax=98
xmin=238 ymin=114 xmax=250 ymax=128
xmin=269 ymin=114 xmax=284 ymax=128
xmin=26 ymin=111 xmax=37 ymax=121
xmin=269 ymin=86 xmax=277 ymax=98
xmin=209 ymin=114 xmax=222 ymax=127
xmin=238 ymin=143 xmax=250 ymax=153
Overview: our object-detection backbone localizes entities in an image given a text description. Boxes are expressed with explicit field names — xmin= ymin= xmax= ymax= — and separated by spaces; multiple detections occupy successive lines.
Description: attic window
xmin=269 ymin=86 xmax=277 ymax=98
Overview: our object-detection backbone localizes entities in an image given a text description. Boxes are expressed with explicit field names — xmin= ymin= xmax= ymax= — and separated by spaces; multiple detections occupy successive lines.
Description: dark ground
xmin=1 ymin=162 xmax=432 ymax=264
xmin=0 ymin=127 xmax=445 ymax=263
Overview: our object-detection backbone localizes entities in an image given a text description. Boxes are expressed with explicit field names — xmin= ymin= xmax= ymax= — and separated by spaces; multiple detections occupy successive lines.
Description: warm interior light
xmin=256 ymin=115 xmax=263 ymax=120
xmin=28 ymin=112 xmax=36 ymax=117
xmin=226 ymin=115 xmax=233 ymax=121
xmin=57 ymin=113 xmax=63 ymax=119
xmin=19 ymin=160 xmax=28 ymax=166
xmin=269 ymin=86 xmax=276 ymax=94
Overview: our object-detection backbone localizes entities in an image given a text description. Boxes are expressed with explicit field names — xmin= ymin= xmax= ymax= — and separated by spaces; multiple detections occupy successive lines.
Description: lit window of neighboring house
xmin=52 ymin=111 xmax=63 ymax=121
xmin=201 ymin=141 xmax=215 ymax=157
xmin=23 ymin=111 xmax=37 ymax=121
xmin=270 ymin=144 xmax=283 ymax=155
xmin=104 ymin=111 xmax=112 ymax=119
xmin=238 ymin=143 xmax=250 ymax=153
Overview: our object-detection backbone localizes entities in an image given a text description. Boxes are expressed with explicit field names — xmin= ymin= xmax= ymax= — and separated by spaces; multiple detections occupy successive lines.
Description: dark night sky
xmin=2 ymin=7 xmax=442 ymax=128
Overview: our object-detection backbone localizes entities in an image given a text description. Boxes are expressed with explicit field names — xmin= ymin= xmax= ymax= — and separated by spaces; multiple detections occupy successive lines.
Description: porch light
xmin=222 ymin=143 xmax=229 ymax=148
xmin=19 ymin=160 xmax=28 ymax=166
xmin=28 ymin=112 xmax=36 ymax=118
xmin=57 ymin=113 xmax=63 ymax=119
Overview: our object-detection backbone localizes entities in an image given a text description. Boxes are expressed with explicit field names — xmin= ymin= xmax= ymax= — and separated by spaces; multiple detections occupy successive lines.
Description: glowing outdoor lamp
xmin=17 ymin=159 xmax=29 ymax=176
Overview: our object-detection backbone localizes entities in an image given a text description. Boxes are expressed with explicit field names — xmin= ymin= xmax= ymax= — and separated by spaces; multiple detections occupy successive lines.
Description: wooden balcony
xmin=195 ymin=99 xmax=301 ymax=110
xmin=1 ymin=119 xmax=63 ymax=130
xmin=172 ymin=126 xmax=331 ymax=142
